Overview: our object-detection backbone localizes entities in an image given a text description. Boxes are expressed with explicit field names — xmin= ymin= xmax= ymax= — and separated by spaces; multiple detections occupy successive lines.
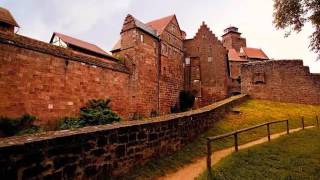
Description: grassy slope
xmin=121 ymin=100 xmax=320 ymax=179
xmin=198 ymin=128 xmax=320 ymax=180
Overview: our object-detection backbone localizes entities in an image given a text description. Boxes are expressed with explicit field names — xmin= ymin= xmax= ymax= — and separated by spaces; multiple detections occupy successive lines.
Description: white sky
xmin=1 ymin=0 xmax=319 ymax=72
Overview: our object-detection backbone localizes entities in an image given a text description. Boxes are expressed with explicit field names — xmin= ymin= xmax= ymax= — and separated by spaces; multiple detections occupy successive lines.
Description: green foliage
xmin=80 ymin=99 xmax=121 ymax=125
xmin=150 ymin=109 xmax=159 ymax=118
xmin=122 ymin=100 xmax=320 ymax=179
xmin=114 ymin=54 xmax=127 ymax=63
xmin=57 ymin=117 xmax=83 ymax=130
xmin=0 ymin=114 xmax=42 ymax=136
xmin=179 ymin=90 xmax=195 ymax=112
xmin=171 ymin=90 xmax=195 ymax=113
xmin=198 ymin=129 xmax=320 ymax=179
xmin=273 ymin=0 xmax=320 ymax=59
xmin=58 ymin=99 xmax=121 ymax=130
xmin=131 ymin=112 xmax=144 ymax=120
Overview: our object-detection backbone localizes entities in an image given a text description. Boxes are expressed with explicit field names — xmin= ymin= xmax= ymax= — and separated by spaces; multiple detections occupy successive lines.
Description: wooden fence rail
xmin=206 ymin=116 xmax=319 ymax=179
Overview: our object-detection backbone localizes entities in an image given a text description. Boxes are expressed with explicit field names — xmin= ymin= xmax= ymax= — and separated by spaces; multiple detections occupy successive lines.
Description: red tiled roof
xmin=147 ymin=15 xmax=175 ymax=35
xmin=241 ymin=47 xmax=269 ymax=60
xmin=228 ymin=49 xmax=248 ymax=62
xmin=0 ymin=7 xmax=19 ymax=27
xmin=51 ymin=32 xmax=111 ymax=57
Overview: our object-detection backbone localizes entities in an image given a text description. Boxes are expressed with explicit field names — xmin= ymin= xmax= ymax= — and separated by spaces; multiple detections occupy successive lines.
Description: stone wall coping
xmin=0 ymin=94 xmax=247 ymax=148
xmin=0 ymin=32 xmax=130 ymax=74
xmin=242 ymin=59 xmax=304 ymax=67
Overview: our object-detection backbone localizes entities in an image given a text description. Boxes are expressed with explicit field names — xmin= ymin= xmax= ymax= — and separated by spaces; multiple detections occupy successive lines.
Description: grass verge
xmin=119 ymin=100 xmax=320 ymax=179
xmin=197 ymin=128 xmax=320 ymax=179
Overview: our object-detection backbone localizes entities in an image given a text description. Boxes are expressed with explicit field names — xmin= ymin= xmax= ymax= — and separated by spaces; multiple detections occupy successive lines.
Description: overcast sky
xmin=1 ymin=0 xmax=319 ymax=72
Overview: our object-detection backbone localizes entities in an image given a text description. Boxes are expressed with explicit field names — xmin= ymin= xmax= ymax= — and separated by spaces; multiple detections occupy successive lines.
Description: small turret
xmin=222 ymin=26 xmax=246 ymax=51
xmin=0 ymin=7 xmax=19 ymax=33
xmin=223 ymin=26 xmax=240 ymax=36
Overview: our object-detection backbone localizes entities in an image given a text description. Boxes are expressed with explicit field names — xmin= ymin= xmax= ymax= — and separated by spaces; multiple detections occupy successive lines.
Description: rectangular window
xmin=140 ymin=34 xmax=144 ymax=43
xmin=208 ymin=57 xmax=213 ymax=62
xmin=185 ymin=57 xmax=190 ymax=65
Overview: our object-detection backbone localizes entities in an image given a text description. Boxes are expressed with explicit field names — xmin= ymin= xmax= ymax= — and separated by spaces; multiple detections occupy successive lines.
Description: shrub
xmin=179 ymin=90 xmax=195 ymax=112
xmin=80 ymin=99 xmax=121 ymax=125
xmin=57 ymin=117 xmax=83 ymax=130
xmin=150 ymin=109 xmax=159 ymax=117
xmin=0 ymin=114 xmax=41 ymax=136
xmin=58 ymin=99 xmax=121 ymax=130
xmin=170 ymin=104 xmax=180 ymax=113
xmin=171 ymin=91 xmax=195 ymax=113
xmin=131 ymin=112 xmax=144 ymax=120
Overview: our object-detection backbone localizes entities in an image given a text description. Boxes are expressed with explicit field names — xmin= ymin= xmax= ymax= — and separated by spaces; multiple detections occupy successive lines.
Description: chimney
xmin=0 ymin=7 xmax=19 ymax=34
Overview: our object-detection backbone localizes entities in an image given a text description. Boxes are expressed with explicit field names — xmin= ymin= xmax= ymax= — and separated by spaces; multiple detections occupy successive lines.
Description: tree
xmin=273 ymin=0 xmax=320 ymax=59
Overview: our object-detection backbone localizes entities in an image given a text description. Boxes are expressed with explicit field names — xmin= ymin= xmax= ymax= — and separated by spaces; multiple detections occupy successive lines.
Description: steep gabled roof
xmin=241 ymin=47 xmax=269 ymax=60
xmin=228 ymin=49 xmax=248 ymax=62
xmin=131 ymin=15 xmax=158 ymax=37
xmin=0 ymin=7 xmax=19 ymax=27
xmin=50 ymin=32 xmax=111 ymax=57
xmin=147 ymin=14 xmax=175 ymax=35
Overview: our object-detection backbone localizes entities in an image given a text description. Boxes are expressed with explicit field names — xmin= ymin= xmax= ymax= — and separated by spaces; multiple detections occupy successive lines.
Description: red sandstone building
xmin=3 ymin=7 xmax=318 ymax=124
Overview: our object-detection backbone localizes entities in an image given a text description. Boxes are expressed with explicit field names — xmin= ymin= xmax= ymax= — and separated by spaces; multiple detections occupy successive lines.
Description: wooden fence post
xmin=267 ymin=123 xmax=271 ymax=142
xmin=316 ymin=116 xmax=319 ymax=128
xmin=234 ymin=132 xmax=238 ymax=152
xmin=286 ymin=120 xmax=289 ymax=134
xmin=301 ymin=117 xmax=305 ymax=130
xmin=207 ymin=140 xmax=212 ymax=179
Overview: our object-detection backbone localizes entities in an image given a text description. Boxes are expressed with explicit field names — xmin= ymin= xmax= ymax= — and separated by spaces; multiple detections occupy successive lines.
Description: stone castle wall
xmin=0 ymin=32 xmax=133 ymax=125
xmin=113 ymin=27 xmax=160 ymax=118
xmin=184 ymin=23 xmax=229 ymax=106
xmin=0 ymin=95 xmax=248 ymax=179
xmin=241 ymin=60 xmax=320 ymax=104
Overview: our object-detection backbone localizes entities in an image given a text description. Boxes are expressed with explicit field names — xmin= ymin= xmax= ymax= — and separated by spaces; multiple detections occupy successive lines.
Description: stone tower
xmin=222 ymin=26 xmax=246 ymax=51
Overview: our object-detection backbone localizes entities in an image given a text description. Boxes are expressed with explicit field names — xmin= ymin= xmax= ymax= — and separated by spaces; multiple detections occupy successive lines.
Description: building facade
xmin=222 ymin=26 xmax=269 ymax=94
xmin=5 ymin=7 xmax=305 ymax=126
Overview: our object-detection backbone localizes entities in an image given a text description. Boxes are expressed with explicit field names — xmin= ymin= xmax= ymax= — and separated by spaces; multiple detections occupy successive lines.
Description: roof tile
xmin=0 ymin=7 xmax=19 ymax=27
xmin=51 ymin=32 xmax=111 ymax=57
xmin=147 ymin=15 xmax=175 ymax=35
xmin=241 ymin=47 xmax=269 ymax=60
xmin=228 ymin=49 xmax=248 ymax=62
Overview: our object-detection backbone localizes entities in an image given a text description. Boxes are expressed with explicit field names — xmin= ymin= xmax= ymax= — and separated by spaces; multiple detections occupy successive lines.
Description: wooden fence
xmin=206 ymin=116 xmax=320 ymax=179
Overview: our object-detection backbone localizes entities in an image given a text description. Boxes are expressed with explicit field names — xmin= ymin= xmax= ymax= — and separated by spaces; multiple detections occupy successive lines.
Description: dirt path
xmin=157 ymin=126 xmax=314 ymax=180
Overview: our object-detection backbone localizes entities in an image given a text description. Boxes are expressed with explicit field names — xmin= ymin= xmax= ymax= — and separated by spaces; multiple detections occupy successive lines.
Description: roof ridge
xmin=146 ymin=14 xmax=175 ymax=24
xmin=54 ymin=32 xmax=98 ymax=47
xmin=146 ymin=14 xmax=175 ymax=35
xmin=51 ymin=32 xmax=111 ymax=57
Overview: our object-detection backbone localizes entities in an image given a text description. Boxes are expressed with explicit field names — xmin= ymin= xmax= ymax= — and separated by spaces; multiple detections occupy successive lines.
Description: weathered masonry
xmin=241 ymin=60 xmax=320 ymax=105
xmin=0 ymin=95 xmax=248 ymax=179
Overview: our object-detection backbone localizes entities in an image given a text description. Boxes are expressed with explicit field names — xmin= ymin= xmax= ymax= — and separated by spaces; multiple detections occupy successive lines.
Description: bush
xmin=58 ymin=99 xmax=121 ymax=130
xmin=57 ymin=117 xmax=83 ymax=130
xmin=131 ymin=112 xmax=144 ymax=120
xmin=150 ymin=109 xmax=159 ymax=117
xmin=171 ymin=91 xmax=195 ymax=113
xmin=179 ymin=90 xmax=195 ymax=112
xmin=0 ymin=114 xmax=42 ymax=136
xmin=80 ymin=99 xmax=121 ymax=125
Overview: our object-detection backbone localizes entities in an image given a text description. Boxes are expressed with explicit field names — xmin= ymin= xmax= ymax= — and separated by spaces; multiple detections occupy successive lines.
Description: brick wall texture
xmin=241 ymin=60 xmax=320 ymax=104
xmin=184 ymin=22 xmax=229 ymax=106
xmin=0 ymin=95 xmax=248 ymax=179
xmin=0 ymin=14 xmax=231 ymax=124
xmin=0 ymin=32 xmax=132 ymax=125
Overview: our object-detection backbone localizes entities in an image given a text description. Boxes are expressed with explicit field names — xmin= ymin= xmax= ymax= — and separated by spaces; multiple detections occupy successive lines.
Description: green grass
xmin=120 ymin=100 xmax=320 ymax=179
xmin=197 ymin=128 xmax=320 ymax=180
